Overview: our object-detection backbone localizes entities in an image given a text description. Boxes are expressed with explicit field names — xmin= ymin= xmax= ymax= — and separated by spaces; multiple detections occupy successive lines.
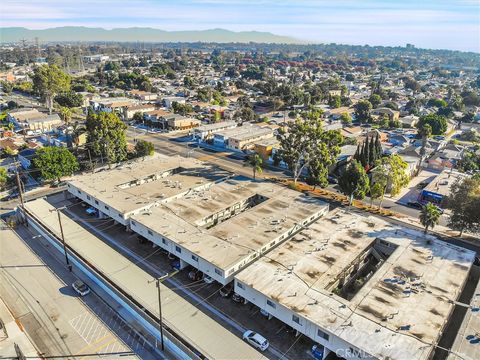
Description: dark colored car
xmin=219 ymin=283 xmax=234 ymax=298
xmin=407 ymin=201 xmax=423 ymax=209
xmin=170 ymin=259 xmax=181 ymax=270
xmin=232 ymin=293 xmax=245 ymax=303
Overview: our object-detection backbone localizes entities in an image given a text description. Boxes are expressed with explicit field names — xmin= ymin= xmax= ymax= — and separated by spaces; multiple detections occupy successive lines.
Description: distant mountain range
xmin=0 ymin=27 xmax=300 ymax=44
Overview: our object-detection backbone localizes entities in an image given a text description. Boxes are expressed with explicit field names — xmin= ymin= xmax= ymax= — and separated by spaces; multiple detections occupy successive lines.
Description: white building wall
xmin=129 ymin=219 xmax=228 ymax=285
xmin=233 ymin=279 xmax=374 ymax=360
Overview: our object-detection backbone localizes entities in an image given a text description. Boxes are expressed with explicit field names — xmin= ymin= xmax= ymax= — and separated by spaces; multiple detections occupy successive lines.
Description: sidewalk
xmin=0 ymin=298 xmax=39 ymax=359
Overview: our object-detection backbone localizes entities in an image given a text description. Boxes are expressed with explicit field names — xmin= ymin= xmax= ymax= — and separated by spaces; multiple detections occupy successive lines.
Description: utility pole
xmin=14 ymin=160 xmax=25 ymax=210
xmin=152 ymin=270 xmax=178 ymax=351
xmin=50 ymin=207 xmax=72 ymax=272
xmin=156 ymin=277 xmax=165 ymax=351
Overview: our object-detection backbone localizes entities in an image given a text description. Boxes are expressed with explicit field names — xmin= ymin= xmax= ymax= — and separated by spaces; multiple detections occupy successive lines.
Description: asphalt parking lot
xmin=63 ymin=199 xmax=319 ymax=360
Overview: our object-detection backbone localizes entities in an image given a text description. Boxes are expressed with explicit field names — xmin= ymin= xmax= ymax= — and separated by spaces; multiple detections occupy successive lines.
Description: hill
xmin=0 ymin=27 xmax=299 ymax=44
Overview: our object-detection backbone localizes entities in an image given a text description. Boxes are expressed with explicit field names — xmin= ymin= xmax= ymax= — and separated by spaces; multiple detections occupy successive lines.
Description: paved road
xmin=126 ymin=128 xmax=450 ymax=226
xmin=0 ymin=222 xmax=154 ymax=359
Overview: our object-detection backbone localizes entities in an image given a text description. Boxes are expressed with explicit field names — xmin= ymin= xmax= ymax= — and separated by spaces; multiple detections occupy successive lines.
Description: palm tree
xmin=59 ymin=106 xmax=72 ymax=125
xmin=419 ymin=203 xmax=441 ymax=235
xmin=244 ymin=153 xmax=263 ymax=180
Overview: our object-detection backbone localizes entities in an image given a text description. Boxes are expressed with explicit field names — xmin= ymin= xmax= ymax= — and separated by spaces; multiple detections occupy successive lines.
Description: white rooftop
xmin=235 ymin=209 xmax=475 ymax=360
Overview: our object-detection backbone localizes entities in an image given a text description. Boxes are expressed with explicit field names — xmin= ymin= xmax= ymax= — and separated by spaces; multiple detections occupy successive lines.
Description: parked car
xmin=72 ymin=280 xmax=90 ymax=296
xmin=203 ymin=275 xmax=215 ymax=284
xmin=242 ymin=330 xmax=269 ymax=351
xmin=232 ymin=293 xmax=245 ymax=303
xmin=406 ymin=201 xmax=423 ymax=209
xmin=259 ymin=308 xmax=270 ymax=318
xmin=219 ymin=283 xmax=234 ymax=298
xmin=312 ymin=344 xmax=325 ymax=360
xmin=86 ymin=207 xmax=97 ymax=216
xmin=170 ymin=259 xmax=181 ymax=270
xmin=188 ymin=269 xmax=203 ymax=281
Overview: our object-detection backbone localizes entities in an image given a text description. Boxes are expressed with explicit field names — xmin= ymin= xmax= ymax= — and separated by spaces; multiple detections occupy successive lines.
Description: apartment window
xmin=237 ymin=282 xmax=245 ymax=290
xmin=95 ymin=200 xmax=99 ymax=205
xmin=162 ymin=238 xmax=167 ymax=245
xmin=87 ymin=195 xmax=91 ymax=200
xmin=266 ymin=300 xmax=276 ymax=309
xmin=148 ymin=230 xmax=153 ymax=236
xmin=77 ymin=190 xmax=82 ymax=194
xmin=214 ymin=268 xmax=222 ymax=276
xmin=292 ymin=315 xmax=301 ymax=325
xmin=131 ymin=221 xmax=136 ymax=227
xmin=104 ymin=205 xmax=109 ymax=210
xmin=175 ymin=246 xmax=182 ymax=253
xmin=317 ymin=329 xmax=329 ymax=341
xmin=191 ymin=255 xmax=198 ymax=261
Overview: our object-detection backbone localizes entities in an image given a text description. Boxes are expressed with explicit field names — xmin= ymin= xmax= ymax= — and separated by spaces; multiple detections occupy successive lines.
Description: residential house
xmin=192 ymin=121 xmax=237 ymax=142
xmin=163 ymin=96 xmax=185 ymax=109
xmin=124 ymin=104 xmax=156 ymax=121
xmin=18 ymin=148 xmax=36 ymax=169
xmin=371 ymin=108 xmax=400 ymax=121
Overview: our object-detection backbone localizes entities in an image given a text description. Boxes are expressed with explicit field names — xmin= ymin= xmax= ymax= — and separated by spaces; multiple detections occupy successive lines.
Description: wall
xmin=234 ymin=279 xmax=374 ymax=360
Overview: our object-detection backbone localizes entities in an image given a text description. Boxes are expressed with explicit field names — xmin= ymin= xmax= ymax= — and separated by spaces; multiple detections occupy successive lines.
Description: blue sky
xmin=1 ymin=0 xmax=479 ymax=52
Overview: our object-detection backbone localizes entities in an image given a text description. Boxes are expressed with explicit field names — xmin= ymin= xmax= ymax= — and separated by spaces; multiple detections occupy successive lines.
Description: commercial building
xmin=234 ymin=209 xmax=475 ymax=360
xmin=192 ymin=121 xmax=237 ymax=142
xmin=419 ymin=169 xmax=469 ymax=206
xmin=66 ymin=153 xmax=329 ymax=285
xmin=211 ymin=125 xmax=274 ymax=151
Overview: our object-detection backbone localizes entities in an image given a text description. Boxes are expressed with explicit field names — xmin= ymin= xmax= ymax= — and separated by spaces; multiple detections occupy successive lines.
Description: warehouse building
xmin=233 ymin=209 xmax=475 ymax=360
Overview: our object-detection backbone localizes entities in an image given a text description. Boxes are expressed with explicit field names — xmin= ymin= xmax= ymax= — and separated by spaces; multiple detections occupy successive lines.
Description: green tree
xmin=32 ymin=64 xmax=71 ymax=114
xmin=369 ymin=94 xmax=382 ymax=108
xmin=328 ymin=95 xmax=341 ymax=109
xmin=340 ymin=112 xmax=352 ymax=125
xmin=86 ymin=111 xmax=127 ymax=164
xmin=244 ymin=153 xmax=263 ymax=180
xmin=0 ymin=81 xmax=13 ymax=94
xmin=132 ymin=112 xmax=144 ymax=123
xmin=234 ymin=107 xmax=256 ymax=123
xmin=419 ymin=203 xmax=441 ymax=235
xmin=374 ymin=155 xmax=409 ymax=196
xmin=59 ymin=106 xmax=73 ymax=124
xmin=354 ymin=100 xmax=372 ymax=123
xmin=0 ymin=167 xmax=8 ymax=190
xmin=55 ymin=91 xmax=83 ymax=108
xmin=135 ymin=140 xmax=155 ymax=158
xmin=32 ymin=147 xmax=79 ymax=182
xmin=445 ymin=177 xmax=480 ymax=236
xmin=277 ymin=119 xmax=342 ymax=184
xmin=427 ymin=98 xmax=448 ymax=108
xmin=338 ymin=160 xmax=370 ymax=205
xmin=416 ymin=114 xmax=448 ymax=135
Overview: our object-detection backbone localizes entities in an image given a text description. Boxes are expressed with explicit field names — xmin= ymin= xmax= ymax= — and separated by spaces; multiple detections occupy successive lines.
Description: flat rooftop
xmin=448 ymin=272 xmax=480 ymax=360
xmin=131 ymin=176 xmax=328 ymax=270
xmin=235 ymin=209 xmax=475 ymax=360
xmin=423 ymin=170 xmax=469 ymax=197
xmin=67 ymin=154 xmax=231 ymax=214
xmin=24 ymin=198 xmax=265 ymax=360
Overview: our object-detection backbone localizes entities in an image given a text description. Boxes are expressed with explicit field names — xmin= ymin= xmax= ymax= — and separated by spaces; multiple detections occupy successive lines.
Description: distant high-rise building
xmin=406 ymin=43 xmax=415 ymax=49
